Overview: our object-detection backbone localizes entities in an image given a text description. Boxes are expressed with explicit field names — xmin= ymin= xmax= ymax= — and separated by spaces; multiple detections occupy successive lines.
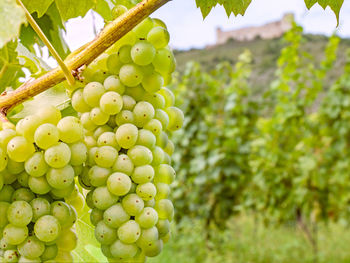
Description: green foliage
xmin=171 ymin=51 xmax=259 ymax=228
xmin=305 ymin=0 xmax=344 ymax=24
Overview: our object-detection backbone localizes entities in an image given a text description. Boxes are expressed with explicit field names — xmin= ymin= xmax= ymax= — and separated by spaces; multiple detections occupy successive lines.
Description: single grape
xmin=17 ymin=115 xmax=42 ymax=142
xmin=131 ymin=41 xmax=156 ymax=66
xmin=30 ymin=198 xmax=51 ymax=222
xmin=131 ymin=165 xmax=154 ymax=184
xmin=56 ymin=228 xmax=77 ymax=251
xmin=165 ymin=106 xmax=184 ymax=131
xmin=44 ymin=142 xmax=71 ymax=169
xmin=115 ymin=110 xmax=135 ymax=126
xmin=40 ymin=244 xmax=58 ymax=261
xmin=34 ymin=123 xmax=59 ymax=150
xmin=72 ymin=89 xmax=91 ymax=113
xmin=83 ymin=82 xmax=106 ymax=107
xmin=135 ymin=207 xmax=158 ymax=228
xmin=127 ymin=145 xmax=153 ymax=166
xmin=112 ymin=154 xmax=134 ymax=175
xmin=0 ymin=202 xmax=10 ymax=228
xmin=94 ymin=146 xmax=118 ymax=168
xmin=95 ymin=221 xmax=118 ymax=245
xmin=152 ymin=48 xmax=176 ymax=75
xmin=7 ymin=136 xmax=35 ymax=162
xmin=122 ymin=194 xmax=144 ymax=216
xmin=46 ymin=165 xmax=75 ymax=189
xmin=103 ymin=203 xmax=130 ymax=228
xmin=97 ymin=132 xmax=119 ymax=149
xmin=110 ymin=239 xmax=138 ymax=259
xmin=133 ymin=101 xmax=155 ymax=128
xmin=104 ymin=75 xmax=125 ymax=94
xmin=92 ymin=187 xmax=119 ymax=210
xmin=118 ymin=45 xmax=133 ymax=63
xmin=7 ymin=200 xmax=33 ymax=227
xmin=117 ymin=220 xmax=141 ymax=244
xmin=34 ymin=215 xmax=61 ymax=242
xmin=154 ymin=164 xmax=176 ymax=184
xmin=0 ymin=148 xmax=8 ymax=172
xmin=122 ymin=95 xmax=136 ymax=111
xmin=18 ymin=236 xmax=45 ymax=259
xmin=90 ymin=208 xmax=104 ymax=226
xmin=144 ymin=119 xmax=163 ymax=136
xmin=147 ymin=26 xmax=170 ymax=49
xmin=136 ymin=182 xmax=157 ymax=201
xmin=136 ymin=129 xmax=156 ymax=149
xmin=115 ymin=124 xmax=138 ymax=149
xmin=57 ymin=116 xmax=84 ymax=143
xmin=36 ymin=105 xmax=62 ymax=125
xmin=25 ymin=152 xmax=48 ymax=177
xmin=50 ymin=201 xmax=71 ymax=226
xmin=136 ymin=226 xmax=158 ymax=248
xmin=69 ymin=142 xmax=88 ymax=166
xmin=132 ymin=18 xmax=154 ymax=38
xmin=143 ymin=239 xmax=163 ymax=257
xmin=3 ymin=224 xmax=28 ymax=245
xmin=28 ymin=175 xmax=51 ymax=195
xmin=107 ymin=172 xmax=132 ymax=196
xmin=80 ymin=112 xmax=98 ymax=131
xmin=11 ymin=188 xmax=35 ymax=203
xmin=90 ymin=107 xmax=110 ymax=126
xmin=154 ymin=199 xmax=174 ymax=220
xmin=100 ymin=91 xmax=123 ymax=115
xmin=119 ymin=64 xmax=143 ymax=87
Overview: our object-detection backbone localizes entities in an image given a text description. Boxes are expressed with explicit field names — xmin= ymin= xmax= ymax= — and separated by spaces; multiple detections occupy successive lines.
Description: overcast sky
xmin=63 ymin=0 xmax=350 ymax=51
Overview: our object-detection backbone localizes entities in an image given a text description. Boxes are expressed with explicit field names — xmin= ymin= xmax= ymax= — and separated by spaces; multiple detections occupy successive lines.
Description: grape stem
xmin=0 ymin=0 xmax=170 ymax=115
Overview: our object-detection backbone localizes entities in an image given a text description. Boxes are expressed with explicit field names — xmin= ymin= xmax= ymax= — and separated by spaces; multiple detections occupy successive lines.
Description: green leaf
xmin=0 ymin=0 xmax=26 ymax=48
xmin=22 ymin=0 xmax=54 ymax=17
xmin=0 ymin=41 xmax=23 ymax=92
xmin=55 ymin=0 xmax=95 ymax=21
xmin=196 ymin=0 xmax=252 ymax=18
xmin=17 ymin=42 xmax=51 ymax=73
xmin=304 ymin=0 xmax=344 ymax=25
xmin=94 ymin=0 xmax=113 ymax=21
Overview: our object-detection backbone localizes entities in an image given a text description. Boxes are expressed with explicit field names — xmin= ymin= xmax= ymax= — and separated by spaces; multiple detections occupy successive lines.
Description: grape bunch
xmin=0 ymin=106 xmax=86 ymax=262
xmin=68 ymin=11 xmax=184 ymax=262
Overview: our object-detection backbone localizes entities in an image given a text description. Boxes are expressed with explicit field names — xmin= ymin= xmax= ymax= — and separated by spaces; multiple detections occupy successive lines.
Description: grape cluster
xmin=0 ymin=106 xmax=86 ymax=262
xmin=69 ymin=14 xmax=183 ymax=262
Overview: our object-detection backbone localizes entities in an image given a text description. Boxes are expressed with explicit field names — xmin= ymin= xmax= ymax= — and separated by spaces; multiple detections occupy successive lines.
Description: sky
xmin=62 ymin=0 xmax=350 ymax=51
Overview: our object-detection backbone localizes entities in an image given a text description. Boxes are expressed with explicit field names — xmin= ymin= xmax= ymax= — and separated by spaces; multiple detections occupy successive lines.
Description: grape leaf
xmin=21 ymin=0 xmax=54 ymax=18
xmin=0 ymin=41 xmax=24 ymax=93
xmin=94 ymin=0 xmax=114 ymax=21
xmin=55 ymin=0 xmax=95 ymax=21
xmin=304 ymin=0 xmax=344 ymax=24
xmin=16 ymin=43 xmax=51 ymax=74
xmin=196 ymin=0 xmax=252 ymax=18
xmin=0 ymin=0 xmax=26 ymax=48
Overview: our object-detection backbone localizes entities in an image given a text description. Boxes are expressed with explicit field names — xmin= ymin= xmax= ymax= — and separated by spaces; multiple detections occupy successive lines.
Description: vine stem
xmin=16 ymin=0 xmax=75 ymax=86
xmin=0 ymin=0 xmax=170 ymax=115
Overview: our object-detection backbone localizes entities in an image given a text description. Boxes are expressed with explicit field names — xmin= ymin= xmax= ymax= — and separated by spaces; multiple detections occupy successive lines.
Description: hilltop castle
xmin=215 ymin=14 xmax=294 ymax=45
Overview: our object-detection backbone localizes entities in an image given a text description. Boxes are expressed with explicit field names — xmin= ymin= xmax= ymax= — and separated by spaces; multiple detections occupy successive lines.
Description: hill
xmin=173 ymin=35 xmax=350 ymax=94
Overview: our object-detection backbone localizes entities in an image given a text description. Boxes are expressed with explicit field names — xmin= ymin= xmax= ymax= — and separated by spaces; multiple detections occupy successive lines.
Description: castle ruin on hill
xmin=215 ymin=14 xmax=294 ymax=45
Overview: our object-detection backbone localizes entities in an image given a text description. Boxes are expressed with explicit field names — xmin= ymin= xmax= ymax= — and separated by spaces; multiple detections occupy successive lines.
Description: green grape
xmin=156 ymin=219 xmax=170 ymax=237
xmin=0 ymin=148 xmax=8 ymax=172
xmin=97 ymin=132 xmax=119 ymax=149
xmin=37 ymin=106 xmax=61 ymax=126
xmin=84 ymin=135 xmax=97 ymax=148
xmin=94 ymin=125 xmax=113 ymax=139
xmin=107 ymin=172 xmax=132 ymax=196
xmin=44 ymin=142 xmax=71 ymax=168
xmin=34 ymin=215 xmax=61 ymax=242
xmin=103 ymin=203 xmax=130 ymax=228
xmin=53 ymin=251 xmax=73 ymax=262
xmin=132 ymin=18 xmax=154 ymax=38
xmin=4 ymin=249 xmax=19 ymax=262
xmin=157 ymin=87 xmax=175 ymax=108
xmin=110 ymin=239 xmax=138 ymax=259
xmin=94 ymin=146 xmax=118 ymax=168
xmin=17 ymin=115 xmax=42 ymax=142
xmin=67 ymin=193 xmax=85 ymax=213
xmin=24 ymin=152 xmax=48 ymax=177
xmin=117 ymin=220 xmax=141 ymax=244
xmin=90 ymin=208 xmax=104 ymax=226
xmin=87 ymin=147 xmax=98 ymax=166
xmin=127 ymin=145 xmax=153 ymax=166
xmin=164 ymin=140 xmax=174 ymax=156
xmin=118 ymin=45 xmax=133 ymax=63
xmin=126 ymin=85 xmax=147 ymax=103
xmin=122 ymin=95 xmax=136 ymax=111
xmin=95 ymin=221 xmax=118 ymax=245
xmin=154 ymin=199 xmax=174 ymax=220
xmin=83 ymin=82 xmax=106 ymax=107
xmin=30 ymin=198 xmax=50 ymax=222
xmin=101 ymin=244 xmax=113 ymax=258
xmin=18 ymin=236 xmax=45 ymax=259
xmin=0 ymin=185 xmax=15 ymax=202
xmin=136 ymin=226 xmax=158 ymax=248
xmin=151 ymin=147 xmax=164 ymax=166
xmin=106 ymin=54 xmax=123 ymax=75
xmin=69 ymin=142 xmax=88 ymax=166
xmin=89 ymin=166 xmax=111 ymax=187
xmin=143 ymin=239 xmax=163 ymax=257
xmin=11 ymin=188 xmax=35 ymax=203
xmin=155 ymin=132 xmax=168 ymax=148
xmin=112 ymin=154 xmax=134 ymax=176
xmin=90 ymin=107 xmax=110 ymax=126
xmin=7 ymin=136 xmax=35 ymax=162
xmin=100 ymin=92 xmax=123 ymax=115
xmin=144 ymin=119 xmax=163 ymax=136
xmin=7 ymin=201 xmax=33 ymax=227
xmin=115 ymin=110 xmax=135 ymax=126
xmin=71 ymin=89 xmax=91 ymax=113
xmin=115 ymin=124 xmax=138 ymax=149
xmin=0 ymin=202 xmax=9 ymax=227
xmin=3 ymin=224 xmax=28 ymax=245
xmin=28 ymin=176 xmax=51 ymax=195
xmin=92 ymin=187 xmax=119 ymax=210
xmin=1 ymin=170 xmax=16 ymax=185
xmin=152 ymin=49 xmax=176 ymax=75
xmin=17 ymin=172 xmax=29 ymax=187
xmin=131 ymin=41 xmax=156 ymax=66
xmin=135 ymin=207 xmax=158 ymax=228
xmin=50 ymin=201 xmax=71 ymax=226
xmin=165 ymin=107 xmax=184 ymax=131
xmin=136 ymin=129 xmax=156 ymax=149
xmin=147 ymin=26 xmax=170 ymax=49
xmin=80 ymin=112 xmax=98 ymax=131
xmin=46 ymin=165 xmax=74 ymax=189
xmin=0 ymin=129 xmax=16 ymax=149
xmin=155 ymin=183 xmax=170 ymax=201
xmin=0 ymin=173 xmax=3 ymax=190
xmin=131 ymin=165 xmax=154 ymax=184
xmin=50 ymin=181 xmax=75 ymax=199
xmin=56 ymin=228 xmax=77 ymax=251
xmin=57 ymin=116 xmax=84 ymax=143
xmin=119 ymin=64 xmax=143 ymax=87
xmin=34 ymin=124 xmax=59 ymax=150
xmin=152 ymin=18 xmax=167 ymax=29
xmin=122 ymin=194 xmax=144 ymax=216
xmin=133 ymin=101 xmax=155 ymax=127
xmin=154 ymin=164 xmax=175 ymax=184
xmin=136 ymin=183 xmax=157 ymax=201
xmin=40 ymin=244 xmax=58 ymax=261
xmin=144 ymin=93 xmax=165 ymax=109
xmin=161 ymin=231 xmax=171 ymax=243
xmin=104 ymin=75 xmax=125 ymax=94
xmin=0 ymin=236 xmax=16 ymax=250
